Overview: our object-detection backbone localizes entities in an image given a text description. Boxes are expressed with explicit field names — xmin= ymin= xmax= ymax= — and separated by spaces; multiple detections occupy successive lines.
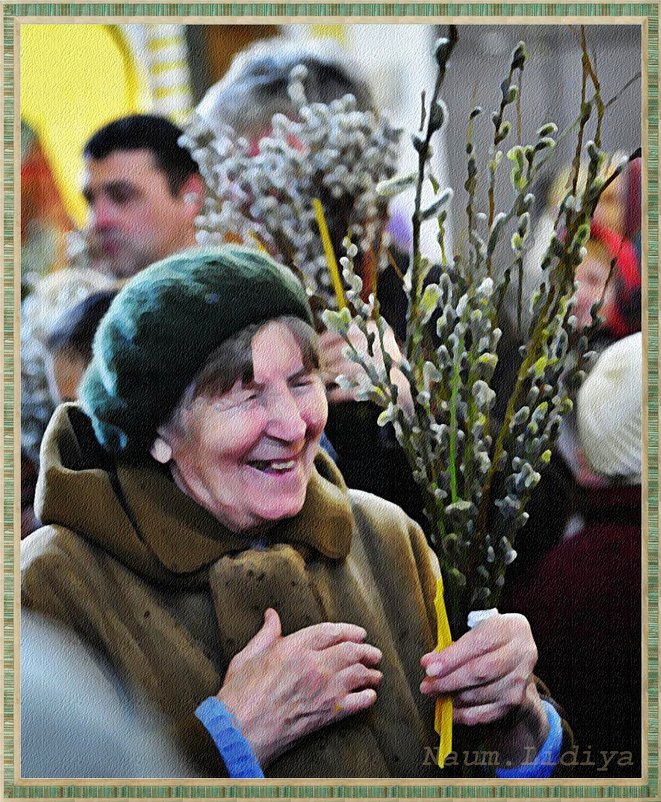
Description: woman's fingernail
xmin=426 ymin=663 xmax=443 ymax=678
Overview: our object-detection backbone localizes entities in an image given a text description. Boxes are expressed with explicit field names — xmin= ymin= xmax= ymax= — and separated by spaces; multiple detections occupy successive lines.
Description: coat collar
xmin=116 ymin=449 xmax=354 ymax=575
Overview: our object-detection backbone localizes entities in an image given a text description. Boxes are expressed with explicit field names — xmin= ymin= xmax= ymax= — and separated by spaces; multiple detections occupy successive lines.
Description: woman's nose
xmin=265 ymin=390 xmax=307 ymax=441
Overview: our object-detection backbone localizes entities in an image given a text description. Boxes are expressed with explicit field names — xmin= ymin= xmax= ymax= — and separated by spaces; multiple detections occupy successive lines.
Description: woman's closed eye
xmin=212 ymin=388 xmax=260 ymax=411
xmin=288 ymin=370 xmax=321 ymax=391
xmin=290 ymin=376 xmax=315 ymax=389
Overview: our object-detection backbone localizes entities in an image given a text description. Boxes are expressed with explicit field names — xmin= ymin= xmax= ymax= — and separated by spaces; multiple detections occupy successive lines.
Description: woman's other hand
xmin=420 ymin=613 xmax=549 ymax=765
xmin=216 ymin=608 xmax=382 ymax=766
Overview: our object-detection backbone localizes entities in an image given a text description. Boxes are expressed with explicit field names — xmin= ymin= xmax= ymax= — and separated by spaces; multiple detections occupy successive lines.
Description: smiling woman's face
xmin=151 ymin=320 xmax=328 ymax=534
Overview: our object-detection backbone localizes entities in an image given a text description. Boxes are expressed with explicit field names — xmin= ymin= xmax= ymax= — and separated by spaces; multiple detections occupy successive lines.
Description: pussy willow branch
xmin=405 ymin=26 xmax=459 ymax=361
xmin=475 ymin=39 xmax=614 ymax=538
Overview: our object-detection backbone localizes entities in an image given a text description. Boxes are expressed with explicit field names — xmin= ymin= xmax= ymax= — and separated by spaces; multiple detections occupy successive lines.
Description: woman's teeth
xmin=250 ymin=459 xmax=296 ymax=472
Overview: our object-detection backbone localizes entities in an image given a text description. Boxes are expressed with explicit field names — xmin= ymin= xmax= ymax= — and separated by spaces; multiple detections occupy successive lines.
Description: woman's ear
xmin=150 ymin=435 xmax=173 ymax=464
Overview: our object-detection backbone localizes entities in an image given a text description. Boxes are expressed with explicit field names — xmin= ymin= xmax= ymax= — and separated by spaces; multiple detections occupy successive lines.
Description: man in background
xmin=82 ymin=113 xmax=203 ymax=277
xmin=21 ymin=114 xmax=204 ymax=536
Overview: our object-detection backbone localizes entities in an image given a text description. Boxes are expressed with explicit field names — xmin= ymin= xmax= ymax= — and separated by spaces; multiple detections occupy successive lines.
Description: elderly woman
xmin=22 ymin=247 xmax=566 ymax=778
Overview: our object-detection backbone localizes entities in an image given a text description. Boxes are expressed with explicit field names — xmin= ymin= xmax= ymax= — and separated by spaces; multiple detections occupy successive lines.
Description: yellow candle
xmin=433 ymin=574 xmax=453 ymax=767
xmin=312 ymin=197 xmax=347 ymax=310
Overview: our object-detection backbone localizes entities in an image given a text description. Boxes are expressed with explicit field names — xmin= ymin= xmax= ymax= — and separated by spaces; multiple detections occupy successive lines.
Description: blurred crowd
xmin=19 ymin=33 xmax=643 ymax=779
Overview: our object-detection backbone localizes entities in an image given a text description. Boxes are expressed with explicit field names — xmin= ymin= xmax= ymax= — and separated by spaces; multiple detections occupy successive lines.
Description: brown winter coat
xmin=22 ymin=404 xmax=566 ymax=778
xmin=23 ymin=405 xmax=443 ymax=776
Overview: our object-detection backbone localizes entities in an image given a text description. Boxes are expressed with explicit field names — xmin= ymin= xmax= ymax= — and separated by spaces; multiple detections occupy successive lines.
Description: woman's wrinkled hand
xmin=420 ymin=613 xmax=537 ymax=724
xmin=216 ymin=608 xmax=382 ymax=766
xmin=420 ymin=613 xmax=549 ymax=763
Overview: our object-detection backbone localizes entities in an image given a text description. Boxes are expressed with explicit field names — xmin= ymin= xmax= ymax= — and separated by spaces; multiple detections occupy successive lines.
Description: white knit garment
xmin=577 ymin=332 xmax=642 ymax=479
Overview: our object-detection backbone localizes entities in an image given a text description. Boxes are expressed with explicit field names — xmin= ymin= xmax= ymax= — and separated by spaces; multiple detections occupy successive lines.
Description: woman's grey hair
xmin=196 ymin=37 xmax=374 ymax=139
xmin=162 ymin=315 xmax=319 ymax=432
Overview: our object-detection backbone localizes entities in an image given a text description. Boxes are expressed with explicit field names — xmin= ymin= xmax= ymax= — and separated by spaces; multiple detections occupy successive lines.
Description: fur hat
xmin=79 ymin=246 xmax=312 ymax=459
xmin=196 ymin=37 xmax=374 ymax=139
xmin=577 ymin=332 xmax=642 ymax=480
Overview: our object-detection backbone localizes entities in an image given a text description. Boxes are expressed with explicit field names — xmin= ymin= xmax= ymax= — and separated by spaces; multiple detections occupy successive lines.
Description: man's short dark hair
xmin=83 ymin=114 xmax=199 ymax=195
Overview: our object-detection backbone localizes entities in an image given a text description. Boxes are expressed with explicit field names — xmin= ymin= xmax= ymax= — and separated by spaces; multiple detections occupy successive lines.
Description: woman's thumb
xmin=245 ymin=608 xmax=282 ymax=656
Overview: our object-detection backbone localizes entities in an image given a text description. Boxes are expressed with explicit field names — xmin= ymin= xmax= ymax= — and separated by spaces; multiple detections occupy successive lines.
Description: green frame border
xmin=3 ymin=2 xmax=658 ymax=799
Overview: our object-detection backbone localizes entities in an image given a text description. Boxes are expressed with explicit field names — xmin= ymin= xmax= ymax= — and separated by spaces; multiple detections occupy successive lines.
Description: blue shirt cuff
xmin=495 ymin=700 xmax=564 ymax=779
xmin=195 ymin=697 xmax=264 ymax=778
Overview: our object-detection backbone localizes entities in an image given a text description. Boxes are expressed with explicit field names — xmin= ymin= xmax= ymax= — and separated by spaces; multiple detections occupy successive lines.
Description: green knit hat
xmin=79 ymin=246 xmax=313 ymax=459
